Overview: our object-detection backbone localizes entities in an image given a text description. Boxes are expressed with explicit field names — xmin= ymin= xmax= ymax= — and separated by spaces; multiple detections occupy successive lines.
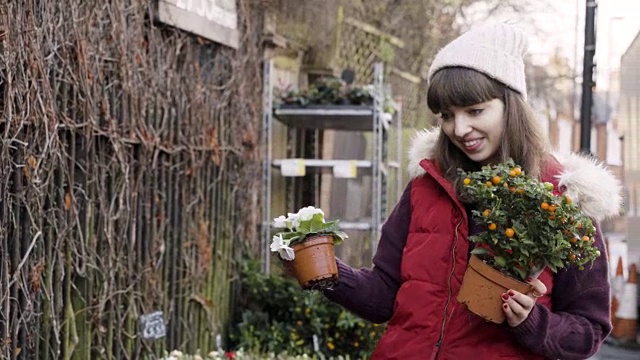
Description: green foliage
xmin=274 ymin=78 xmax=396 ymax=115
xmin=460 ymin=159 xmax=601 ymax=281
xmin=272 ymin=207 xmax=348 ymax=251
xmin=277 ymin=215 xmax=344 ymax=247
xmin=275 ymin=77 xmax=371 ymax=107
xmin=230 ymin=259 xmax=385 ymax=359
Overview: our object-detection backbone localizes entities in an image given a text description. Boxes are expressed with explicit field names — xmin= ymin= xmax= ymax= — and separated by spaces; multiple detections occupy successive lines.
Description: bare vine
xmin=0 ymin=0 xmax=264 ymax=358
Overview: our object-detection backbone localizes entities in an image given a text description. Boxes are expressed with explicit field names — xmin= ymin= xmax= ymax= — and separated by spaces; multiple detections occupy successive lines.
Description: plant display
xmin=270 ymin=206 xmax=347 ymax=261
xmin=229 ymin=259 xmax=384 ymax=359
xmin=160 ymin=349 xmax=316 ymax=360
xmin=459 ymin=160 xmax=601 ymax=281
xmin=274 ymin=77 xmax=396 ymax=116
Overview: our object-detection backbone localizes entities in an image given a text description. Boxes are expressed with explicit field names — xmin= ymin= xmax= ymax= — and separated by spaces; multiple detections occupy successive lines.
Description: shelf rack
xmin=260 ymin=61 xmax=402 ymax=272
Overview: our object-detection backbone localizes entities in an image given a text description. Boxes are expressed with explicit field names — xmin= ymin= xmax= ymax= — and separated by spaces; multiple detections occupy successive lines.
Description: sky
xmin=530 ymin=0 xmax=640 ymax=90
xmin=464 ymin=0 xmax=640 ymax=91
xmin=591 ymin=0 xmax=640 ymax=89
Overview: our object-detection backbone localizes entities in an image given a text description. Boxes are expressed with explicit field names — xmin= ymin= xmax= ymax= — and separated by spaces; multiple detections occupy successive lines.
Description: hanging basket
xmin=457 ymin=255 xmax=532 ymax=323
xmin=289 ymin=234 xmax=338 ymax=290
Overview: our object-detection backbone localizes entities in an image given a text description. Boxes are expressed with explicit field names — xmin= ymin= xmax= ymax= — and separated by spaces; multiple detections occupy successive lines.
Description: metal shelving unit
xmin=261 ymin=61 xmax=402 ymax=272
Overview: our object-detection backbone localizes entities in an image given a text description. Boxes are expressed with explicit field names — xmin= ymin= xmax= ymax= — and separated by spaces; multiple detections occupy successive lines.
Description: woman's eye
xmin=469 ymin=109 xmax=483 ymax=115
xmin=440 ymin=113 xmax=452 ymax=120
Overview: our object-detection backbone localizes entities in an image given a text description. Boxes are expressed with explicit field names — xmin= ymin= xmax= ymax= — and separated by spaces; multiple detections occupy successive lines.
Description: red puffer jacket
xmin=372 ymin=158 xmax=556 ymax=360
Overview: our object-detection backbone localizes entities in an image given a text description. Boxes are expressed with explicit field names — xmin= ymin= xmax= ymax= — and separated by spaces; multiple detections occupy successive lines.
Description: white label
xmin=612 ymin=276 xmax=626 ymax=300
xmin=216 ymin=333 xmax=222 ymax=351
xmin=615 ymin=284 xmax=638 ymax=319
xmin=281 ymin=159 xmax=306 ymax=177
xmin=333 ymin=161 xmax=357 ymax=178
xmin=139 ymin=311 xmax=166 ymax=340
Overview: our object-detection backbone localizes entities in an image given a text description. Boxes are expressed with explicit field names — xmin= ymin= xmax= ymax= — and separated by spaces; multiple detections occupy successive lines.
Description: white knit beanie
xmin=428 ymin=23 xmax=529 ymax=100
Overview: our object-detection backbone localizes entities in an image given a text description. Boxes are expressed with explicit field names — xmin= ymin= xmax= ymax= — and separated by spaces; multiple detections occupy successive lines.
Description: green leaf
xmin=333 ymin=230 xmax=348 ymax=239
xmin=549 ymin=257 xmax=564 ymax=269
xmin=471 ymin=247 xmax=489 ymax=256
xmin=514 ymin=267 xmax=527 ymax=281
xmin=282 ymin=232 xmax=302 ymax=241
xmin=494 ymin=256 xmax=506 ymax=267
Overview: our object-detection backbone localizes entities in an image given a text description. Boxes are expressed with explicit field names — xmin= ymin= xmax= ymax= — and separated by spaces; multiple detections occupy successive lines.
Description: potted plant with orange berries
xmin=456 ymin=159 xmax=601 ymax=323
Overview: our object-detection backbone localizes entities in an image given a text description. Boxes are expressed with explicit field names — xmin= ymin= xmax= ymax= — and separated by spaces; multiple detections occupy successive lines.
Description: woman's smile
xmin=439 ymin=98 xmax=506 ymax=165
xmin=461 ymin=137 xmax=484 ymax=152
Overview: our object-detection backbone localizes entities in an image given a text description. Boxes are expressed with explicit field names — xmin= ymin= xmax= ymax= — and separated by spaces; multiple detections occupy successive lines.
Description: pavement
xmin=588 ymin=338 xmax=640 ymax=360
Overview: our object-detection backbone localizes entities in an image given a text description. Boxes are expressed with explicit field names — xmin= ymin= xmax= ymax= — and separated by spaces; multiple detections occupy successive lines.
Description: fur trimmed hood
xmin=407 ymin=127 xmax=623 ymax=222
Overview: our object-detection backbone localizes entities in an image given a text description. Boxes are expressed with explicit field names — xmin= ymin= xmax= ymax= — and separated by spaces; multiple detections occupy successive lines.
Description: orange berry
xmin=488 ymin=223 xmax=497 ymax=231
xmin=569 ymin=254 xmax=577 ymax=261
xmin=505 ymin=228 xmax=515 ymax=238
xmin=570 ymin=237 xmax=577 ymax=244
xmin=509 ymin=187 xmax=516 ymax=193
xmin=492 ymin=176 xmax=501 ymax=185
xmin=565 ymin=195 xmax=572 ymax=205
xmin=503 ymin=182 xmax=509 ymax=188
xmin=486 ymin=181 xmax=493 ymax=187
xmin=549 ymin=214 xmax=556 ymax=220
xmin=582 ymin=236 xmax=590 ymax=242
xmin=513 ymin=167 xmax=522 ymax=175
xmin=541 ymin=202 xmax=549 ymax=210
xmin=483 ymin=209 xmax=491 ymax=217
xmin=576 ymin=222 xmax=583 ymax=229
xmin=509 ymin=170 xmax=517 ymax=177
xmin=548 ymin=205 xmax=557 ymax=213
xmin=516 ymin=188 xmax=524 ymax=195
xmin=463 ymin=178 xmax=471 ymax=185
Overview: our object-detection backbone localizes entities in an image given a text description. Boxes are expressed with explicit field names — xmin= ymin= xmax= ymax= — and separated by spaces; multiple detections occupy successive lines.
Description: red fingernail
xmin=503 ymin=304 xmax=508 ymax=309
xmin=501 ymin=293 xmax=509 ymax=300
xmin=508 ymin=290 xmax=515 ymax=296
xmin=525 ymin=277 xmax=532 ymax=282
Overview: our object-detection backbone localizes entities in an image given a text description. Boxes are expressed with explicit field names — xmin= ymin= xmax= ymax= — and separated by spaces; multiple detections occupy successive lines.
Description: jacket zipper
xmin=431 ymin=217 xmax=463 ymax=360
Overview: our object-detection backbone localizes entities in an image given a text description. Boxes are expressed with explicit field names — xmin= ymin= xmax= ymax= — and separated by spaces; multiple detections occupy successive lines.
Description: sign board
xmin=156 ymin=0 xmax=239 ymax=49
xmin=139 ymin=311 xmax=167 ymax=340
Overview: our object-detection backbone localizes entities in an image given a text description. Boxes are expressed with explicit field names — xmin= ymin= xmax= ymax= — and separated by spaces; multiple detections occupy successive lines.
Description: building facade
xmin=619 ymin=30 xmax=640 ymax=264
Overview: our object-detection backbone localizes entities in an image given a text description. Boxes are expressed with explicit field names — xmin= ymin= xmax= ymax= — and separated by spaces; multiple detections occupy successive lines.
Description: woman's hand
xmin=501 ymin=278 xmax=547 ymax=327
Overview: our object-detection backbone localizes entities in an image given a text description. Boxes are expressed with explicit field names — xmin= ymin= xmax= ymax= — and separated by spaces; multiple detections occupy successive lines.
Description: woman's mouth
xmin=462 ymin=138 xmax=483 ymax=152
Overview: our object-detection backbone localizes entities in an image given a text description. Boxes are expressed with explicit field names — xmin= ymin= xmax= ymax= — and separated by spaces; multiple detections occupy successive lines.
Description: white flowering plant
xmin=270 ymin=206 xmax=348 ymax=261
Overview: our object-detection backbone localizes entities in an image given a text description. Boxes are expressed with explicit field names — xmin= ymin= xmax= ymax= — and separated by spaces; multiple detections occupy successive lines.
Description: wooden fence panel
xmin=0 ymin=1 xmax=263 ymax=358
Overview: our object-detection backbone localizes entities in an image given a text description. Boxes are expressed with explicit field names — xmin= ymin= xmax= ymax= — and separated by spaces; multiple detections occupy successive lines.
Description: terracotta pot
xmin=290 ymin=234 xmax=338 ymax=289
xmin=457 ymin=255 xmax=532 ymax=323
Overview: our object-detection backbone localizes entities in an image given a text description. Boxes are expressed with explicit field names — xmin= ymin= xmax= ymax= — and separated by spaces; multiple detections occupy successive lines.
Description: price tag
xmin=139 ymin=311 xmax=166 ymax=340
xmin=333 ymin=161 xmax=357 ymax=178
xmin=281 ymin=159 xmax=306 ymax=177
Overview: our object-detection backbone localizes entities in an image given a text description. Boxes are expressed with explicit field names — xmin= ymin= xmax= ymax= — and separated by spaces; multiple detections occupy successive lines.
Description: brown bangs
xmin=427 ymin=67 xmax=506 ymax=114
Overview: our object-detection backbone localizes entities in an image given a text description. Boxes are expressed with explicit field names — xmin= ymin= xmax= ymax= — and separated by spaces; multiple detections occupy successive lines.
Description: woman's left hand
xmin=501 ymin=278 xmax=547 ymax=327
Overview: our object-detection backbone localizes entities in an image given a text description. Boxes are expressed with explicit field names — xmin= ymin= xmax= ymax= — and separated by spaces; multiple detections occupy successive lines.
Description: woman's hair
xmin=426 ymin=67 xmax=548 ymax=196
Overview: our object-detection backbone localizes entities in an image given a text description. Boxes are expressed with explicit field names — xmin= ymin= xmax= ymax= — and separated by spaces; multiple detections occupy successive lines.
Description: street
xmin=589 ymin=340 xmax=640 ymax=360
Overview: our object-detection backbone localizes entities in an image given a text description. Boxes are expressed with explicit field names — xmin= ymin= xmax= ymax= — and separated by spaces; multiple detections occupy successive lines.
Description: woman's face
xmin=438 ymin=98 xmax=506 ymax=165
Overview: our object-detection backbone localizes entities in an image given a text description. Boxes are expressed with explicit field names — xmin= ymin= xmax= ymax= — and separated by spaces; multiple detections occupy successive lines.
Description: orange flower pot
xmin=457 ymin=255 xmax=532 ymax=323
xmin=290 ymin=235 xmax=338 ymax=289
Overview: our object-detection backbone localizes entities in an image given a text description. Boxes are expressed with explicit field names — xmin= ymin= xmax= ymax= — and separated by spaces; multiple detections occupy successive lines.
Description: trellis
xmin=0 ymin=1 xmax=263 ymax=359
xmin=335 ymin=8 xmax=423 ymax=127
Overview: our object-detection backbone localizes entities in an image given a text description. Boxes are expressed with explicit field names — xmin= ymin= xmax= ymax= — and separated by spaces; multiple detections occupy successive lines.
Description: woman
xmin=323 ymin=23 xmax=620 ymax=359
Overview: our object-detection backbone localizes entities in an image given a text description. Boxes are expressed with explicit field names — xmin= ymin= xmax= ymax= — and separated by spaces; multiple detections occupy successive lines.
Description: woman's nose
xmin=454 ymin=116 xmax=472 ymax=137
